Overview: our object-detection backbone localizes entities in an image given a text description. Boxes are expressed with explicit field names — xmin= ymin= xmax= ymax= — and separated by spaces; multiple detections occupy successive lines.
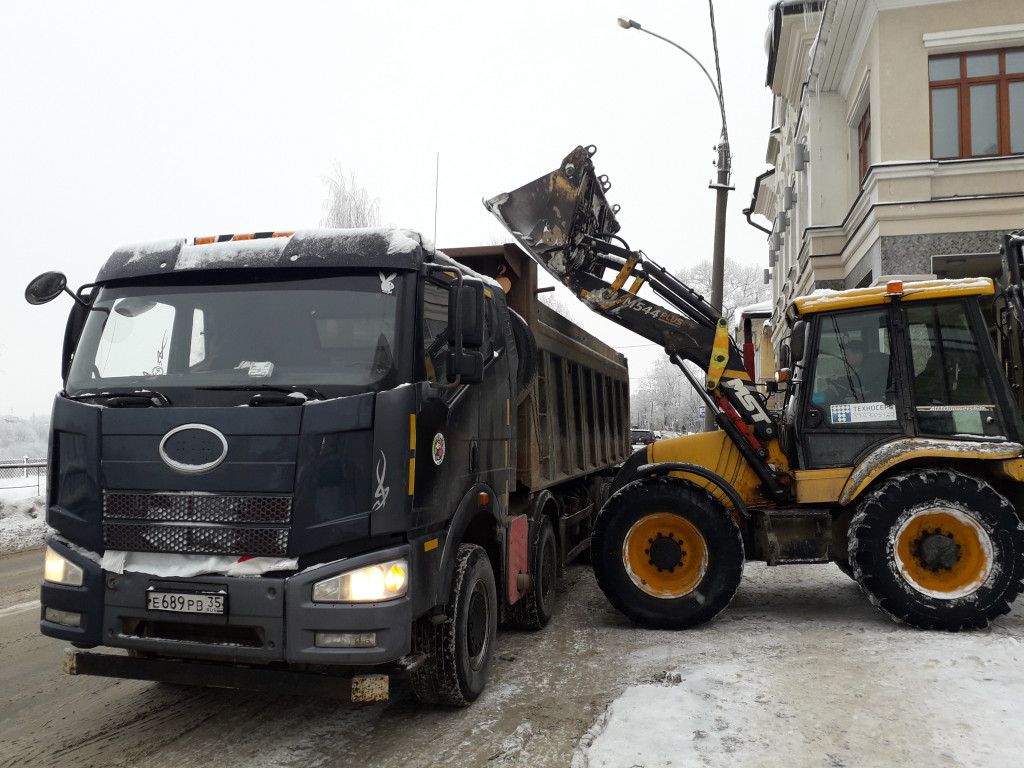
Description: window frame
xmin=857 ymin=105 xmax=871 ymax=184
xmin=928 ymin=46 xmax=1024 ymax=159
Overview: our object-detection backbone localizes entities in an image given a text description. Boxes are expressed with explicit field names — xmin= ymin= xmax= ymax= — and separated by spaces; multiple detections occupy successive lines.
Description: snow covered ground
xmin=0 ymin=479 xmax=47 ymax=554
xmin=574 ymin=569 xmax=1024 ymax=767
xmin=3 ymin=486 xmax=1022 ymax=767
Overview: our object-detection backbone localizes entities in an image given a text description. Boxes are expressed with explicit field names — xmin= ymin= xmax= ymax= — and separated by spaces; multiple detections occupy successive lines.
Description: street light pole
xmin=617 ymin=5 xmax=732 ymax=433
xmin=616 ymin=6 xmax=732 ymax=316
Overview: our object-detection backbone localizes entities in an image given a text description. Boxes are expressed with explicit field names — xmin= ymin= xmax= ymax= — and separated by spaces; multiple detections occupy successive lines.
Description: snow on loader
xmin=485 ymin=144 xmax=1024 ymax=632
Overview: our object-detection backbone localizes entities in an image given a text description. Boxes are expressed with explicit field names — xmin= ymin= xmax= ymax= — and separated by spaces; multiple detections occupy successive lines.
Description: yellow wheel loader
xmin=485 ymin=144 xmax=1024 ymax=631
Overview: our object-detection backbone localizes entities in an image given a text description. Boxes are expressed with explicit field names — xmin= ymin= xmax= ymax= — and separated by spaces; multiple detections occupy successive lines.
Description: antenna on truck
xmin=433 ymin=151 xmax=440 ymax=248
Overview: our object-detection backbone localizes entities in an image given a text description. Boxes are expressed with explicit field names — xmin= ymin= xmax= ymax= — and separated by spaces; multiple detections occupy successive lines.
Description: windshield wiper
xmin=68 ymin=389 xmax=172 ymax=407
xmin=197 ymin=384 xmax=326 ymax=406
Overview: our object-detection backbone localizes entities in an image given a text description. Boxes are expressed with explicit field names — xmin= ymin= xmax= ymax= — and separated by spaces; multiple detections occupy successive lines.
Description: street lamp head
xmin=617 ymin=17 xmax=641 ymax=30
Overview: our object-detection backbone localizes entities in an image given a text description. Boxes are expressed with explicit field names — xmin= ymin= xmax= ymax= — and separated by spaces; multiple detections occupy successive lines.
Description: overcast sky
xmin=1 ymin=0 xmax=780 ymax=418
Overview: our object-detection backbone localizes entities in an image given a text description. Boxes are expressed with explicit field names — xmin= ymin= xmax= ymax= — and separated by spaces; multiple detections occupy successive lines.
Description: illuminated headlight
xmin=312 ymin=558 xmax=408 ymax=603
xmin=44 ymin=546 xmax=84 ymax=586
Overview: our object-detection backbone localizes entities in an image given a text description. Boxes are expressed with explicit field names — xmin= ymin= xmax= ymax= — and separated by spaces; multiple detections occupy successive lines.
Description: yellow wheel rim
xmin=622 ymin=513 xmax=708 ymax=598
xmin=893 ymin=508 xmax=992 ymax=599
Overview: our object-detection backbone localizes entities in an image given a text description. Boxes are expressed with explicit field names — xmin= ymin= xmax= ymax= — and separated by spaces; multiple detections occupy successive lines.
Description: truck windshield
xmin=66 ymin=273 xmax=405 ymax=404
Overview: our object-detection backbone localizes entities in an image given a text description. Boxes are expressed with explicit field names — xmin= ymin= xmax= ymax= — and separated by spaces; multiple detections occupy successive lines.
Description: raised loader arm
xmin=485 ymin=145 xmax=787 ymax=501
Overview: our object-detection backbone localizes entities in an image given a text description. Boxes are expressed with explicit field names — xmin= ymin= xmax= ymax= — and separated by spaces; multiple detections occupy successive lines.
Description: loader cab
xmin=787 ymin=281 xmax=1024 ymax=471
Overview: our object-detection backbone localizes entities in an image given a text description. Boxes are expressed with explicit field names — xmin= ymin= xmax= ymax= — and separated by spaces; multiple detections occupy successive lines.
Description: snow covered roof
xmin=789 ymin=277 xmax=995 ymax=316
xmin=97 ymin=228 xmax=427 ymax=281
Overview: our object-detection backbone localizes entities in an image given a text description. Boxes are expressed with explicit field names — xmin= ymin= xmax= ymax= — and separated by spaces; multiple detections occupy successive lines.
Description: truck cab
xmin=37 ymin=229 xmax=513 ymax=703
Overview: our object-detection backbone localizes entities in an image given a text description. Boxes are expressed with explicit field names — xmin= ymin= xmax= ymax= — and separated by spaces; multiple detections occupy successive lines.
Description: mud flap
xmin=506 ymin=514 xmax=529 ymax=604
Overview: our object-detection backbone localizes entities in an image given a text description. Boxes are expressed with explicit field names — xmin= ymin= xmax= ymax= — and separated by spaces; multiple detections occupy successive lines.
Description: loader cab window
xmin=907 ymin=301 xmax=1003 ymax=437
xmin=799 ymin=308 xmax=899 ymax=469
xmin=810 ymin=310 xmax=896 ymax=419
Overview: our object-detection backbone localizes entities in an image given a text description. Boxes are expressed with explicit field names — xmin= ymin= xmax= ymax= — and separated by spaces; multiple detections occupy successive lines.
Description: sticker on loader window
xmin=831 ymin=402 xmax=897 ymax=424
xmin=432 ymin=433 xmax=446 ymax=465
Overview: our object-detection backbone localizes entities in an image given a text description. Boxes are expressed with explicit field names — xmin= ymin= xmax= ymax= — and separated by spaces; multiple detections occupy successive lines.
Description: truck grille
xmin=102 ymin=492 xmax=292 ymax=557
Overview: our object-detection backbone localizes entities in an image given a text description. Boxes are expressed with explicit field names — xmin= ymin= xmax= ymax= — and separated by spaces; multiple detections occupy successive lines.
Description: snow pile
xmin=575 ymin=564 xmax=1024 ymax=768
xmin=0 ymin=483 xmax=48 ymax=554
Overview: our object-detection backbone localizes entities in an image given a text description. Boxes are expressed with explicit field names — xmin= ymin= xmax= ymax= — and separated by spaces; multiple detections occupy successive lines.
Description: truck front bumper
xmin=41 ymin=536 xmax=415 ymax=667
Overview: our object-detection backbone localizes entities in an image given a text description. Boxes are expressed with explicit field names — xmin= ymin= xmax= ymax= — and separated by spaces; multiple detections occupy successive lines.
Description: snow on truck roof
xmin=788 ymin=277 xmax=995 ymax=316
xmin=96 ymin=228 xmax=429 ymax=282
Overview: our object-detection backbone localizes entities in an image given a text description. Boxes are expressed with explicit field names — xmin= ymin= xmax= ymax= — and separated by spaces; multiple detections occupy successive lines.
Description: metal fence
xmin=0 ymin=457 xmax=47 ymax=493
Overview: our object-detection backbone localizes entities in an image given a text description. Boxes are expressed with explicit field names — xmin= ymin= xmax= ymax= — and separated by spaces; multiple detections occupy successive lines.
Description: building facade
xmin=753 ymin=0 xmax=1024 ymax=336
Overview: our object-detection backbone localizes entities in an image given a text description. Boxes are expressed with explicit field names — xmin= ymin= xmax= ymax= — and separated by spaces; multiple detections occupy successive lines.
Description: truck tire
xmin=411 ymin=544 xmax=497 ymax=705
xmin=506 ymin=515 xmax=557 ymax=629
xmin=509 ymin=309 xmax=537 ymax=394
xmin=848 ymin=468 xmax=1024 ymax=630
xmin=592 ymin=475 xmax=744 ymax=629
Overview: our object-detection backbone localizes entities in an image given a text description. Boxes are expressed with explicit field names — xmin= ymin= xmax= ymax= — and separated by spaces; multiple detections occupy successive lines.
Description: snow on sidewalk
xmin=574 ymin=563 xmax=1024 ymax=768
xmin=0 ymin=481 xmax=48 ymax=554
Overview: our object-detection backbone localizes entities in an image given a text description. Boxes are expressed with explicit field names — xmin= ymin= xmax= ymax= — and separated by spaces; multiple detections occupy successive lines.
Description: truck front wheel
xmin=411 ymin=544 xmax=497 ymax=705
xmin=849 ymin=468 xmax=1024 ymax=630
xmin=592 ymin=476 xmax=744 ymax=629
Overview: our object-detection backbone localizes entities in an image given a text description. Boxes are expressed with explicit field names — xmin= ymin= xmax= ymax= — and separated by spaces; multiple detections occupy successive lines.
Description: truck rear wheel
xmin=506 ymin=515 xmax=557 ymax=629
xmin=411 ymin=544 xmax=497 ymax=705
xmin=592 ymin=476 xmax=744 ymax=629
xmin=849 ymin=468 xmax=1024 ymax=630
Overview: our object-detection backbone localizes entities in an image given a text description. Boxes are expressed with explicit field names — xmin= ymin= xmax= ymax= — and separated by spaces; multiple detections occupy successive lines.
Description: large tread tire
xmin=505 ymin=516 xmax=557 ymax=630
xmin=849 ymin=468 xmax=1024 ymax=631
xmin=592 ymin=475 xmax=744 ymax=629
xmin=410 ymin=544 xmax=497 ymax=706
xmin=509 ymin=309 xmax=537 ymax=395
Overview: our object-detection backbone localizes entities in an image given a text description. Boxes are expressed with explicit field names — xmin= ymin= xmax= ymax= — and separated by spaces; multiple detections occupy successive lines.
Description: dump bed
xmin=442 ymin=244 xmax=631 ymax=490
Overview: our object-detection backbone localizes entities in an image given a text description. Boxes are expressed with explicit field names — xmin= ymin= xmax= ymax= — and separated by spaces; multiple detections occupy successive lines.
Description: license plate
xmin=147 ymin=591 xmax=225 ymax=615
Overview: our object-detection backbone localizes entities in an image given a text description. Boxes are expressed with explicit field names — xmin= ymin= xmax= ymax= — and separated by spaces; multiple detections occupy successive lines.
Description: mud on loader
xmin=484 ymin=144 xmax=1024 ymax=632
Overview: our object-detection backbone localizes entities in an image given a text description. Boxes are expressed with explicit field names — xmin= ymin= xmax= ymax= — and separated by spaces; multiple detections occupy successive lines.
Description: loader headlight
xmin=44 ymin=546 xmax=84 ymax=586
xmin=312 ymin=558 xmax=408 ymax=603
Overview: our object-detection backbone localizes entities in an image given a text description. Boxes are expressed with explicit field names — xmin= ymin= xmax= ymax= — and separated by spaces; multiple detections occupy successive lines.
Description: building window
xmin=857 ymin=106 xmax=871 ymax=183
xmin=929 ymin=48 xmax=1024 ymax=159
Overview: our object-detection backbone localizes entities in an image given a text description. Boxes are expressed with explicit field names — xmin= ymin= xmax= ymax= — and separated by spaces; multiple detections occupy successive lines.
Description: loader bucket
xmin=484 ymin=145 xmax=620 ymax=284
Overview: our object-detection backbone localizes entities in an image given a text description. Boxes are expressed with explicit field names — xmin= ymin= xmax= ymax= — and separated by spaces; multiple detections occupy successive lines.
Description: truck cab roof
xmin=96 ymin=228 xmax=431 ymax=282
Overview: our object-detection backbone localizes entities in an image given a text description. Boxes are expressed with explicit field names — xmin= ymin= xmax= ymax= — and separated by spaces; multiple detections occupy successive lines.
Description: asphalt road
xmin=3 ymin=547 xmax=1022 ymax=768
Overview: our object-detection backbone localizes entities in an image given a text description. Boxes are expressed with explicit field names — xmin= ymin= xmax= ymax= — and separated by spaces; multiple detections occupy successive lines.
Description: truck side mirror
xmin=445 ymin=349 xmax=484 ymax=383
xmin=443 ymin=277 xmax=486 ymax=384
xmin=25 ymin=271 xmax=69 ymax=305
xmin=448 ymin=279 xmax=485 ymax=349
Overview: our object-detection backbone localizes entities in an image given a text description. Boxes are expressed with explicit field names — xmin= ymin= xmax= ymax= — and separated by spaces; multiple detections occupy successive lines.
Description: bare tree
xmin=320 ymin=163 xmax=381 ymax=229
xmin=631 ymin=356 xmax=705 ymax=434
xmin=675 ymin=259 xmax=769 ymax=323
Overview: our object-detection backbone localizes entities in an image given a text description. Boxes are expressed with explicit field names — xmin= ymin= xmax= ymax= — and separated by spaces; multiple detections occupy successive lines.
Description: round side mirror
xmin=25 ymin=271 xmax=69 ymax=305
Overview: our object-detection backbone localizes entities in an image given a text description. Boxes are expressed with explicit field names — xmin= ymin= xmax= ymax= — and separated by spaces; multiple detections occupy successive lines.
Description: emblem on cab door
xmin=372 ymin=451 xmax=390 ymax=512
xmin=432 ymin=433 xmax=446 ymax=466
xmin=159 ymin=424 xmax=229 ymax=474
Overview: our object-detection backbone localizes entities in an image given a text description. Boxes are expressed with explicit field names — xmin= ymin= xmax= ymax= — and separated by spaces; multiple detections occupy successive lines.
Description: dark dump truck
xmin=26 ymin=228 xmax=630 ymax=705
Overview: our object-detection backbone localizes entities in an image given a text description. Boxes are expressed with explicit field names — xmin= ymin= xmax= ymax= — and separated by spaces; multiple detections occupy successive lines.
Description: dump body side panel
xmin=440 ymin=244 xmax=630 ymax=492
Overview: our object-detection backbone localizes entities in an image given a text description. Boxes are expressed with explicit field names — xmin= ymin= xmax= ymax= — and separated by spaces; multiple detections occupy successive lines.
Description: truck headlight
xmin=312 ymin=558 xmax=408 ymax=603
xmin=44 ymin=546 xmax=84 ymax=586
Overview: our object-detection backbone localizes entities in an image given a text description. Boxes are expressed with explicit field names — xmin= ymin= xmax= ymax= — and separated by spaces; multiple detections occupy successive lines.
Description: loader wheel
xmin=411 ymin=544 xmax=497 ymax=705
xmin=592 ymin=476 xmax=744 ymax=629
xmin=506 ymin=515 xmax=557 ymax=630
xmin=849 ymin=469 xmax=1024 ymax=630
